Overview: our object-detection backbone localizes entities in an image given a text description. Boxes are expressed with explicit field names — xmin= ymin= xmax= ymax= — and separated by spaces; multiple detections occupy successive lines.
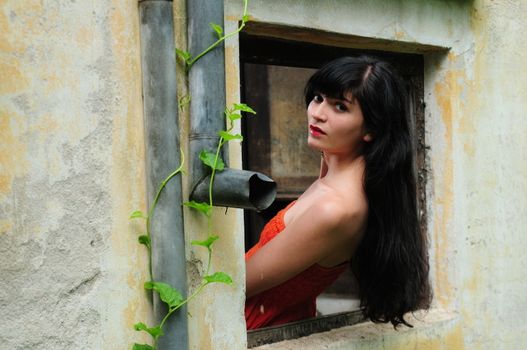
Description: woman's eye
xmin=335 ymin=103 xmax=348 ymax=112
xmin=313 ymin=94 xmax=323 ymax=103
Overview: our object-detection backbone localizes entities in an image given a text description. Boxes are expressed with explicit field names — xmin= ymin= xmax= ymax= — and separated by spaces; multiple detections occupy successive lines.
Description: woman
xmin=245 ymin=56 xmax=431 ymax=330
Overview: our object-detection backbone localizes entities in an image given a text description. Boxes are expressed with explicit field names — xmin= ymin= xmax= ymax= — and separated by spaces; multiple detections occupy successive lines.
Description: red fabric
xmin=245 ymin=201 xmax=348 ymax=330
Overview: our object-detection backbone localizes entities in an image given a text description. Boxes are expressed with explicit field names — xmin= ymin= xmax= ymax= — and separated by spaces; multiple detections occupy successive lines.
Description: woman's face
xmin=306 ymin=92 xmax=370 ymax=156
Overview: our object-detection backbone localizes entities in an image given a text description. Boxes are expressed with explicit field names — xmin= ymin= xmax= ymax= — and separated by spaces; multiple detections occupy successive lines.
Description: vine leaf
xmin=130 ymin=210 xmax=147 ymax=219
xmin=191 ymin=235 xmax=219 ymax=250
xmin=225 ymin=103 xmax=256 ymax=122
xmin=178 ymin=94 xmax=191 ymax=112
xmin=218 ymin=130 xmax=243 ymax=142
xmin=226 ymin=112 xmax=242 ymax=121
xmin=209 ymin=22 xmax=223 ymax=39
xmin=204 ymin=272 xmax=233 ymax=285
xmin=233 ymin=103 xmax=256 ymax=114
xmin=132 ymin=344 xmax=154 ymax=350
xmin=134 ymin=322 xmax=164 ymax=339
xmin=183 ymin=201 xmax=212 ymax=217
xmin=176 ymin=48 xmax=191 ymax=63
xmin=199 ymin=150 xmax=225 ymax=171
xmin=242 ymin=14 xmax=250 ymax=23
xmin=138 ymin=235 xmax=151 ymax=249
xmin=144 ymin=282 xmax=184 ymax=309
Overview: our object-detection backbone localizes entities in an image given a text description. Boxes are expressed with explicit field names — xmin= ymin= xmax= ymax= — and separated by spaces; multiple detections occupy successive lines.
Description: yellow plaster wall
xmin=0 ymin=0 xmax=151 ymax=348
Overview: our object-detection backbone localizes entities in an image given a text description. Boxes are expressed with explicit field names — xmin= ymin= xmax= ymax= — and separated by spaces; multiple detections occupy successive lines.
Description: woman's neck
xmin=321 ymin=151 xmax=365 ymax=183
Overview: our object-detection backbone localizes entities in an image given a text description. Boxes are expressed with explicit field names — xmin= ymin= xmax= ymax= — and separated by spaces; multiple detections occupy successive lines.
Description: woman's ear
xmin=363 ymin=133 xmax=373 ymax=142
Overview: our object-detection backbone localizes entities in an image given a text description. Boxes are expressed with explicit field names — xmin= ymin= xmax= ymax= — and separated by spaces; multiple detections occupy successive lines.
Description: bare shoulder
xmin=302 ymin=190 xmax=368 ymax=237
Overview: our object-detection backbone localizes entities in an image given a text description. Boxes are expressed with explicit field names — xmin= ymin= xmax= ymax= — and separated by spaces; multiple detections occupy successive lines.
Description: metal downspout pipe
xmin=137 ymin=0 xmax=276 ymax=348
xmin=187 ymin=0 xmax=227 ymax=190
xmin=139 ymin=2 xmax=189 ymax=349
xmin=188 ymin=0 xmax=276 ymax=210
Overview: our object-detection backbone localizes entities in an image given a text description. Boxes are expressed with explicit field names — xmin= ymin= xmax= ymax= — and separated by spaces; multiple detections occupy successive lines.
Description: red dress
xmin=245 ymin=201 xmax=348 ymax=330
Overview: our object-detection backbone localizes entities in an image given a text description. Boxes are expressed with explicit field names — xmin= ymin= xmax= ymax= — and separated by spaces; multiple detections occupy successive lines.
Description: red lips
xmin=309 ymin=125 xmax=326 ymax=136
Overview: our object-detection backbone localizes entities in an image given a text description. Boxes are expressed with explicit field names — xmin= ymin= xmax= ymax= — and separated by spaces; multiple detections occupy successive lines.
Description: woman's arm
xmin=245 ymin=199 xmax=361 ymax=298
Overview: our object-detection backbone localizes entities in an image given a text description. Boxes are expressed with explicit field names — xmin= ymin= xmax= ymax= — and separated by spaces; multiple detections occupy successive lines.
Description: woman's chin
xmin=307 ymin=140 xmax=324 ymax=152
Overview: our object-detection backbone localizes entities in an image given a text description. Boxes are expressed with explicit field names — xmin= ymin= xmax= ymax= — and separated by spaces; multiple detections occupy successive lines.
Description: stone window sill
xmin=249 ymin=308 xmax=457 ymax=350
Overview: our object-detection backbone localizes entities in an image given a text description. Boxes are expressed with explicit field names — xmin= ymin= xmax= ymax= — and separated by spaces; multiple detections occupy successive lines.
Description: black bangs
xmin=304 ymin=57 xmax=367 ymax=106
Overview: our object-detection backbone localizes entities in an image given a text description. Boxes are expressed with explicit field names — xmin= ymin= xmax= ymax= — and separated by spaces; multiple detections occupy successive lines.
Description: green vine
xmin=130 ymin=153 xmax=186 ymax=283
xmin=176 ymin=0 xmax=250 ymax=71
xmin=130 ymin=1 xmax=253 ymax=349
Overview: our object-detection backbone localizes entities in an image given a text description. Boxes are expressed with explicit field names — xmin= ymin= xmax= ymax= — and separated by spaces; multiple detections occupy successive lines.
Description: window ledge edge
xmin=249 ymin=308 xmax=459 ymax=349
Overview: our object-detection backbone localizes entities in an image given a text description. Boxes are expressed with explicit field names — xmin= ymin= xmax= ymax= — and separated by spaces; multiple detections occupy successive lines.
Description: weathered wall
xmin=227 ymin=0 xmax=527 ymax=349
xmin=2 ymin=0 xmax=526 ymax=349
xmin=0 ymin=1 xmax=151 ymax=349
xmin=451 ymin=0 xmax=527 ymax=347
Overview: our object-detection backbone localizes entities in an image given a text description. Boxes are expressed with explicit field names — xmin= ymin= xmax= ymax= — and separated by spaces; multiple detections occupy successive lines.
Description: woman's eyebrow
xmin=324 ymin=94 xmax=354 ymax=104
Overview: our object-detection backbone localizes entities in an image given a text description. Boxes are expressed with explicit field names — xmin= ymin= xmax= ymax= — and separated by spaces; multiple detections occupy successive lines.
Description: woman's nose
xmin=310 ymin=101 xmax=328 ymax=121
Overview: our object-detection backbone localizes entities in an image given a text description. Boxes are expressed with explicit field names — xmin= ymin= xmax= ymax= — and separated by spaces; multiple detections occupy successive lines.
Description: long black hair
xmin=305 ymin=56 xmax=431 ymax=327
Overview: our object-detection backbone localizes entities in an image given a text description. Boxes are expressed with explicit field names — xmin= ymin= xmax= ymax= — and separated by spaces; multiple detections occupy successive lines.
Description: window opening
xmin=240 ymin=31 xmax=427 ymax=347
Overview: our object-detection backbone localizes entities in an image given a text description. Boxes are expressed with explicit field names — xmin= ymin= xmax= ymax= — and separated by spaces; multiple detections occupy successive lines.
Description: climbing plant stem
xmin=145 ymin=150 xmax=185 ymax=281
xmin=186 ymin=0 xmax=249 ymax=70
xmin=155 ymin=280 xmax=208 ymax=348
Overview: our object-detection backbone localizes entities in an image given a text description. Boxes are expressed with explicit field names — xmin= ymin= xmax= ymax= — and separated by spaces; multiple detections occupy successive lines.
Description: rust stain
xmin=0 ymin=218 xmax=12 ymax=235
xmin=0 ymin=174 xmax=10 ymax=195
xmin=224 ymin=45 xmax=245 ymax=168
xmin=105 ymin=0 xmax=152 ymax=339
xmin=0 ymin=60 xmax=29 ymax=94
xmin=42 ymin=70 xmax=60 ymax=92
xmin=194 ymin=305 xmax=212 ymax=350
xmin=225 ymin=14 xmax=253 ymax=22
xmin=0 ymin=6 xmax=13 ymax=52
xmin=0 ymin=111 xmax=28 ymax=196
xmin=212 ymin=210 xmax=242 ymax=279
xmin=224 ymin=46 xmax=240 ymax=100
xmin=107 ymin=0 xmax=147 ymax=253
xmin=30 ymin=114 xmax=59 ymax=134
xmin=392 ymin=335 xmax=442 ymax=350
xmin=127 ymin=271 xmax=138 ymax=289
xmin=123 ymin=297 xmax=139 ymax=327
xmin=432 ymin=66 xmax=460 ymax=308
xmin=75 ymin=26 xmax=94 ymax=47
xmin=395 ymin=322 xmax=464 ymax=350
xmin=463 ymin=142 xmax=475 ymax=158
xmin=465 ymin=271 xmax=480 ymax=295
xmin=448 ymin=54 xmax=476 ymax=161
xmin=123 ymin=294 xmax=153 ymax=346
xmin=395 ymin=30 xmax=406 ymax=40
xmin=22 ymin=2 xmax=50 ymax=37
xmin=432 ymin=48 xmax=475 ymax=310
xmin=443 ymin=325 xmax=465 ymax=350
